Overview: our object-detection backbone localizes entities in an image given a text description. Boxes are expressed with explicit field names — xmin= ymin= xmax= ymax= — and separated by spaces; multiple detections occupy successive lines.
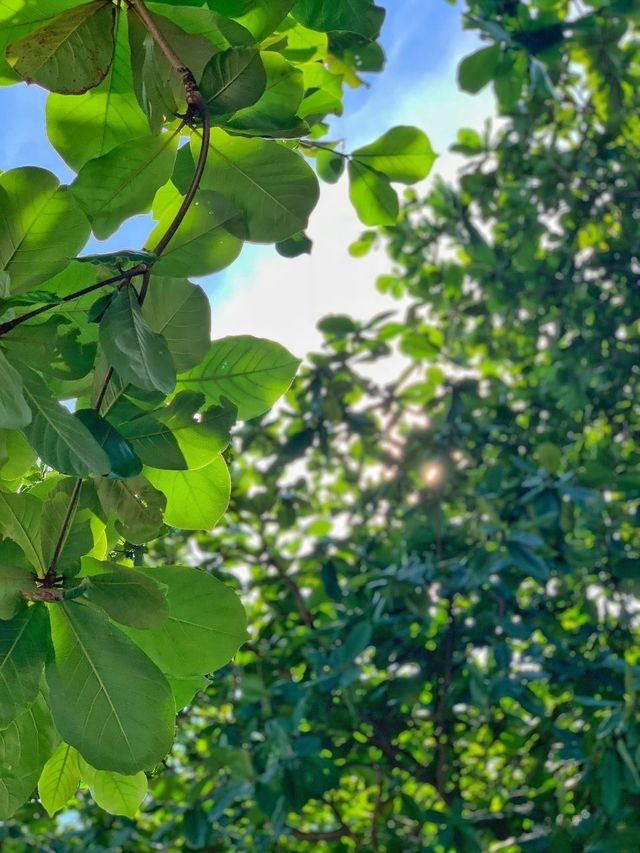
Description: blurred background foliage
xmin=5 ymin=0 xmax=640 ymax=849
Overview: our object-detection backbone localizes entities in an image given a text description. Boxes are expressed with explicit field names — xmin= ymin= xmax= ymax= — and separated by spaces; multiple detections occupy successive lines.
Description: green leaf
xmin=0 ymin=606 xmax=49 ymax=728
xmin=0 ymin=349 xmax=31 ymax=429
xmin=141 ymin=278 xmax=211 ymax=373
xmin=71 ymin=132 xmax=179 ymax=239
xmin=156 ymin=393 xmax=236 ymax=469
xmin=507 ymin=541 xmax=550 ymax=583
xmin=348 ymin=160 xmax=399 ymax=226
xmin=99 ymin=287 xmax=177 ymax=395
xmin=168 ymin=674 xmax=208 ymax=711
xmin=145 ymin=455 xmax=231 ymax=530
xmin=352 ymin=127 xmax=436 ymax=184
xmin=211 ymin=0 xmax=295 ymax=40
xmin=18 ymin=367 xmax=111 ymax=478
xmin=0 ymin=563 xmax=36 ymax=621
xmin=124 ymin=565 xmax=247 ymax=676
xmin=0 ymin=695 xmax=58 ymax=820
xmin=201 ymin=47 xmax=266 ymax=116
xmin=0 ymin=1 xmax=88 ymax=84
xmin=85 ymin=566 xmax=169 ymax=629
xmin=75 ymin=409 xmax=142 ymax=480
xmin=46 ymin=11 xmax=148 ymax=172
xmin=0 ymin=168 xmax=90 ymax=294
xmin=458 ymin=45 xmax=501 ymax=94
xmin=94 ymin=476 xmax=166 ymax=545
xmin=46 ymin=601 xmax=175 ymax=775
xmin=5 ymin=0 xmax=116 ymax=95
xmin=292 ymin=0 xmax=385 ymax=39
xmin=106 ymin=398 xmax=186 ymax=470
xmin=38 ymin=743 xmax=81 ymax=817
xmin=198 ymin=129 xmax=320 ymax=242
xmin=0 ymin=491 xmax=44 ymax=573
xmin=276 ymin=231 xmax=313 ymax=258
xmin=178 ymin=335 xmax=300 ymax=420
xmin=225 ymin=52 xmax=305 ymax=138
xmin=81 ymin=761 xmax=148 ymax=818
xmin=0 ymin=430 xmax=36 ymax=481
xmin=40 ymin=491 xmax=94 ymax=577
xmin=315 ymin=149 xmax=345 ymax=184
xmin=147 ymin=190 xmax=243 ymax=278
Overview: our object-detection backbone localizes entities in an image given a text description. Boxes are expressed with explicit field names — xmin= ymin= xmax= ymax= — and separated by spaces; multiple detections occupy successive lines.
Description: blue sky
xmin=0 ymin=1 xmax=489 ymax=354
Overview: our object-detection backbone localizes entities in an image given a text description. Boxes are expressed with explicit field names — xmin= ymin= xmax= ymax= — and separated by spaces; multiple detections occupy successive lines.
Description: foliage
xmin=4 ymin=0 xmax=637 ymax=848
xmin=0 ymin=0 xmax=434 ymax=820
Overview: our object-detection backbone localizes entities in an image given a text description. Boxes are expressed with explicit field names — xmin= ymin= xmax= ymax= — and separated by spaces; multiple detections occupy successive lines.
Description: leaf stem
xmin=44 ymin=479 xmax=83 ymax=585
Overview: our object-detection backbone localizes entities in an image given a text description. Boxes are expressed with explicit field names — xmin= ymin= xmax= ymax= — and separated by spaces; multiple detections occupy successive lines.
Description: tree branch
xmin=0 ymin=266 xmax=146 ymax=338
xmin=43 ymin=3 xmax=211 ymax=588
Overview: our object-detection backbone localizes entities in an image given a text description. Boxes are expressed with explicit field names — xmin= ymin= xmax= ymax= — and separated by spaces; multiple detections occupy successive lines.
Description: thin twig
xmin=0 ymin=265 xmax=146 ymax=338
xmin=44 ymin=479 xmax=83 ymax=584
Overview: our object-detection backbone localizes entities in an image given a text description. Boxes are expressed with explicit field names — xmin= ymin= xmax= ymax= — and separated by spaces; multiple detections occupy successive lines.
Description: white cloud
xmin=210 ymin=27 xmax=494 ymax=360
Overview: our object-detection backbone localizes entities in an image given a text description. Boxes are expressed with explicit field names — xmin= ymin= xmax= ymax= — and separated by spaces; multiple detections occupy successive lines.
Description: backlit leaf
xmin=5 ymin=1 xmax=116 ymax=95
xmin=178 ymin=335 xmax=300 ymax=420
xmin=46 ymin=601 xmax=175 ymax=775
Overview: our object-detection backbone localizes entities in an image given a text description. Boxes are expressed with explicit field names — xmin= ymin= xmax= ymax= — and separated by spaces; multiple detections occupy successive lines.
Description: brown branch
xmin=271 ymin=554 xmax=315 ymax=629
xmin=291 ymin=828 xmax=351 ymax=842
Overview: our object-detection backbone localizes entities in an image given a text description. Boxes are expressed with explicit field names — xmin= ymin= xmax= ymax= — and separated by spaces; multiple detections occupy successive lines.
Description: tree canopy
xmin=1 ymin=0 xmax=640 ymax=849
xmin=0 ymin=0 xmax=434 ymax=825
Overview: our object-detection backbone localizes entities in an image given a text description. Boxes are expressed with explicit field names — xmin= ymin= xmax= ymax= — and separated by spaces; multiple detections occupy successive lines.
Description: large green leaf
xmin=18 ymin=367 xmax=111 ymax=478
xmin=0 ymin=695 xmax=58 ymax=820
xmin=46 ymin=10 xmax=148 ymax=172
xmin=351 ymin=126 xmax=436 ymax=184
xmin=158 ymin=393 xmax=236 ymax=469
xmin=145 ymin=455 xmax=231 ymax=530
xmin=0 ymin=562 xmax=36 ymax=621
xmin=0 ymin=349 xmax=31 ymax=429
xmin=147 ymin=190 xmax=243 ymax=277
xmin=85 ymin=566 xmax=169 ymax=629
xmin=197 ymin=129 xmax=320 ymax=242
xmin=5 ymin=0 xmax=116 ymax=94
xmin=348 ymin=160 xmax=399 ymax=225
xmin=0 ymin=491 xmax=44 ymax=574
xmin=71 ymin=132 xmax=179 ymax=239
xmin=0 ymin=606 xmax=49 ymax=728
xmin=106 ymin=398 xmax=186 ymax=470
xmin=178 ymin=335 xmax=300 ymax=420
xmin=80 ymin=760 xmax=148 ymax=818
xmin=225 ymin=51 xmax=305 ymax=138
xmin=201 ymin=47 xmax=266 ymax=116
xmin=46 ymin=601 xmax=175 ymax=775
xmin=292 ymin=0 xmax=385 ymax=39
xmin=0 ymin=0 xmax=88 ymax=84
xmin=0 ymin=168 xmax=90 ymax=294
xmin=94 ymin=476 xmax=166 ymax=545
xmin=124 ymin=565 xmax=247 ymax=676
xmin=209 ymin=0 xmax=295 ymax=40
xmin=99 ymin=288 xmax=176 ymax=395
xmin=141 ymin=278 xmax=211 ymax=373
xmin=0 ymin=430 xmax=36 ymax=481
xmin=38 ymin=743 xmax=81 ymax=817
